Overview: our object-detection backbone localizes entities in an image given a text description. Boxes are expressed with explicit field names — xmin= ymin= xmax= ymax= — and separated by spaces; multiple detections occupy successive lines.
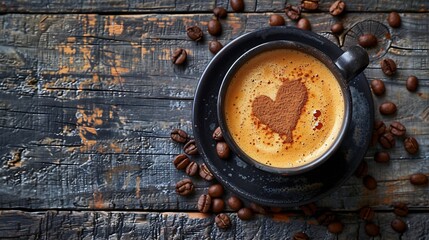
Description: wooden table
xmin=0 ymin=0 xmax=428 ymax=239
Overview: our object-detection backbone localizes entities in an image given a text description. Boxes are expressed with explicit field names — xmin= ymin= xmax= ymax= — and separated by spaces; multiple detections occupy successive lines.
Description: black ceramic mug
xmin=217 ymin=28 xmax=369 ymax=175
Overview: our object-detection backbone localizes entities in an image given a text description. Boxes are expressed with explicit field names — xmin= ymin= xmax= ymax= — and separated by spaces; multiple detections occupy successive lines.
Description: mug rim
xmin=217 ymin=40 xmax=352 ymax=175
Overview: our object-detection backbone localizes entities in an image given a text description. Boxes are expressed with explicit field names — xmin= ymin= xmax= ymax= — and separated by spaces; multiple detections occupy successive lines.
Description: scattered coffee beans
xmin=197 ymin=194 xmax=212 ymax=213
xmin=388 ymin=11 xmax=401 ymax=28
xmin=184 ymin=139 xmax=199 ymax=155
xmin=406 ymin=75 xmax=419 ymax=92
xmin=327 ymin=221 xmax=344 ymax=234
xmin=175 ymin=178 xmax=194 ymax=196
xmin=297 ymin=18 xmax=311 ymax=30
xmin=374 ymin=151 xmax=390 ymax=163
xmin=363 ymin=175 xmax=377 ymax=190
xmin=213 ymin=127 xmax=224 ymax=141
xmin=213 ymin=7 xmax=227 ymax=19
xmin=237 ymin=207 xmax=254 ymax=220
xmin=365 ymin=222 xmax=380 ymax=237
xmin=230 ymin=0 xmax=244 ymax=12
xmin=355 ymin=160 xmax=368 ymax=178
xmin=292 ymin=232 xmax=309 ymax=240
xmin=300 ymin=202 xmax=317 ymax=216
xmin=379 ymin=102 xmax=397 ymax=115
xmin=404 ymin=136 xmax=419 ymax=154
xmin=380 ymin=58 xmax=397 ymax=76
xmin=374 ymin=120 xmax=387 ymax=135
xmin=186 ymin=26 xmax=203 ymax=41
xmin=370 ymin=79 xmax=385 ymax=96
xmin=208 ymin=183 xmax=224 ymax=198
xmin=227 ymin=196 xmax=243 ymax=211
xmin=216 ymin=142 xmax=230 ymax=159
xmin=359 ymin=206 xmax=375 ymax=221
xmin=358 ymin=33 xmax=378 ymax=48
xmin=199 ymin=163 xmax=214 ymax=181
xmin=285 ymin=4 xmax=301 ymax=20
xmin=208 ymin=18 xmax=222 ymax=36
xmin=212 ymin=198 xmax=225 ymax=213
xmin=171 ymin=48 xmax=187 ymax=65
xmin=393 ymin=202 xmax=409 ymax=217
xmin=389 ymin=121 xmax=406 ymax=137
xmin=170 ymin=129 xmax=188 ymax=143
xmin=185 ymin=161 xmax=199 ymax=176
xmin=379 ymin=132 xmax=395 ymax=149
xmin=410 ymin=173 xmax=428 ymax=185
xmin=269 ymin=14 xmax=286 ymax=26
xmin=173 ymin=154 xmax=191 ymax=170
xmin=215 ymin=213 xmax=231 ymax=229
xmin=391 ymin=218 xmax=407 ymax=233
xmin=209 ymin=40 xmax=223 ymax=54
xmin=250 ymin=202 xmax=267 ymax=214
xmin=301 ymin=0 xmax=319 ymax=10
xmin=329 ymin=0 xmax=345 ymax=16
xmin=331 ymin=22 xmax=344 ymax=34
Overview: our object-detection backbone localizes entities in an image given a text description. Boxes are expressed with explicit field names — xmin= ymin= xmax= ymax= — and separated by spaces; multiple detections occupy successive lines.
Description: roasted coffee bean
xmin=410 ymin=173 xmax=428 ymax=185
xmin=379 ymin=132 xmax=395 ymax=149
xmin=327 ymin=221 xmax=344 ymax=234
xmin=381 ymin=58 xmax=397 ymax=76
xmin=209 ymin=40 xmax=223 ymax=54
xmin=171 ymin=48 xmax=187 ymax=65
xmin=212 ymin=198 xmax=225 ymax=213
xmin=250 ymin=202 xmax=267 ymax=214
xmin=213 ymin=7 xmax=227 ymax=19
xmin=388 ymin=11 xmax=401 ymax=28
xmin=365 ymin=223 xmax=380 ymax=237
xmin=270 ymin=207 xmax=283 ymax=213
xmin=354 ymin=160 xmax=368 ymax=178
xmin=292 ymin=232 xmax=309 ymax=240
xmin=185 ymin=161 xmax=198 ymax=176
xmin=301 ymin=0 xmax=319 ymax=10
xmin=300 ymin=202 xmax=317 ymax=216
xmin=363 ymin=175 xmax=377 ymax=190
xmin=285 ymin=4 xmax=301 ymax=20
xmin=227 ymin=196 xmax=243 ymax=211
xmin=269 ymin=14 xmax=286 ymax=26
xmin=379 ymin=102 xmax=397 ymax=115
xmin=404 ymin=136 xmax=419 ymax=154
xmin=237 ymin=208 xmax=254 ymax=220
xmin=208 ymin=183 xmax=224 ymax=198
xmin=212 ymin=126 xmax=224 ymax=141
xmin=297 ymin=18 xmax=311 ymax=31
xmin=170 ymin=128 xmax=188 ymax=143
xmin=216 ymin=142 xmax=230 ymax=159
xmin=359 ymin=206 xmax=375 ymax=221
xmin=390 ymin=121 xmax=406 ymax=137
xmin=230 ymin=0 xmax=244 ymax=12
xmin=329 ymin=0 xmax=345 ymax=16
xmin=173 ymin=154 xmax=191 ymax=170
xmin=406 ymin=75 xmax=419 ymax=92
xmin=358 ymin=34 xmax=378 ymax=48
xmin=391 ymin=218 xmax=407 ymax=233
xmin=316 ymin=210 xmax=337 ymax=226
xmin=374 ymin=120 xmax=387 ymax=135
xmin=175 ymin=178 xmax=194 ymax=196
xmin=331 ymin=22 xmax=344 ymax=34
xmin=197 ymin=194 xmax=212 ymax=213
xmin=184 ymin=139 xmax=199 ymax=155
xmin=215 ymin=213 xmax=231 ymax=229
xmin=370 ymin=79 xmax=385 ymax=96
xmin=186 ymin=26 xmax=203 ymax=41
xmin=393 ymin=202 xmax=409 ymax=217
xmin=208 ymin=18 xmax=222 ymax=36
xmin=199 ymin=163 xmax=214 ymax=181
xmin=374 ymin=151 xmax=390 ymax=163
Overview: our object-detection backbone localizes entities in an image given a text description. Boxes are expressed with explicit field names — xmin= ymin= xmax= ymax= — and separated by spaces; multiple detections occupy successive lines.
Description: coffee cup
xmin=217 ymin=28 xmax=369 ymax=175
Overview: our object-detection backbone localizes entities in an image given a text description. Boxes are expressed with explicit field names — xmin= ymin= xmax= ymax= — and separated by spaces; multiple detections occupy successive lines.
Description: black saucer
xmin=192 ymin=27 xmax=374 ymax=207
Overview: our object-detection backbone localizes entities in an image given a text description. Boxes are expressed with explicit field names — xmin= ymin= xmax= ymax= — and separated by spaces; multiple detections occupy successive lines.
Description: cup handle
xmin=334 ymin=45 xmax=369 ymax=84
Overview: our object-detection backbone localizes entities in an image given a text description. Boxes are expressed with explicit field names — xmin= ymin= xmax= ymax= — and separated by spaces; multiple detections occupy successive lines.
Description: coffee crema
xmin=224 ymin=48 xmax=345 ymax=168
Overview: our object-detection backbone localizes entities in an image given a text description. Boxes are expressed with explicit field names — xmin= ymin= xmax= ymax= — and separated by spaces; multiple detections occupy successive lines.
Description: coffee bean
xmin=215 ymin=213 xmax=231 ymax=229
xmin=391 ymin=218 xmax=407 ymax=233
xmin=365 ymin=223 xmax=380 ymax=237
xmin=363 ymin=175 xmax=377 ymax=190
xmin=359 ymin=206 xmax=375 ymax=221
xmin=410 ymin=173 xmax=428 ymax=185
xmin=216 ymin=142 xmax=230 ymax=159
xmin=171 ymin=48 xmax=187 ymax=65
xmin=329 ymin=0 xmax=345 ymax=16
xmin=212 ymin=126 xmax=224 ymax=141
xmin=170 ymin=128 xmax=188 ymax=143
xmin=404 ymin=136 xmax=419 ymax=154
xmin=379 ymin=132 xmax=395 ymax=149
xmin=270 ymin=207 xmax=283 ymax=213
xmin=389 ymin=121 xmax=406 ymax=137
xmin=208 ymin=183 xmax=224 ymax=198
xmin=209 ymin=40 xmax=223 ymax=54
xmin=406 ymin=75 xmax=419 ymax=92
xmin=379 ymin=102 xmax=397 ymax=115
xmin=301 ymin=0 xmax=319 ymax=10
xmin=230 ymin=0 xmax=244 ymax=12
xmin=374 ymin=151 xmax=390 ymax=163
xmin=173 ymin=154 xmax=191 ymax=170
xmin=327 ymin=221 xmax=344 ymax=234
xmin=250 ymin=202 xmax=268 ymax=214
xmin=186 ymin=26 xmax=203 ymax=41
xmin=269 ymin=14 xmax=286 ymax=26
xmin=175 ymin=178 xmax=194 ymax=196
xmin=380 ymin=58 xmax=397 ymax=76
xmin=185 ymin=161 xmax=199 ymax=176
xmin=393 ymin=202 xmax=409 ymax=217
xmin=183 ymin=139 xmax=199 ymax=155
xmin=300 ymin=202 xmax=317 ymax=216
xmin=316 ymin=210 xmax=337 ymax=226
xmin=331 ymin=22 xmax=344 ymax=34
xmin=354 ymin=160 xmax=368 ymax=178
xmin=213 ymin=7 xmax=227 ymax=19
xmin=297 ymin=18 xmax=311 ymax=31
xmin=212 ymin=198 xmax=225 ymax=213
xmin=237 ymin=207 xmax=254 ymax=220
xmin=292 ymin=232 xmax=309 ymax=240
xmin=370 ymin=79 xmax=385 ymax=96
xmin=388 ymin=11 xmax=401 ymax=28
xmin=197 ymin=194 xmax=212 ymax=213
xmin=208 ymin=18 xmax=222 ymax=36
xmin=358 ymin=34 xmax=378 ymax=48
xmin=227 ymin=196 xmax=243 ymax=211
xmin=374 ymin=120 xmax=387 ymax=135
xmin=199 ymin=163 xmax=214 ymax=181
xmin=284 ymin=4 xmax=301 ymax=20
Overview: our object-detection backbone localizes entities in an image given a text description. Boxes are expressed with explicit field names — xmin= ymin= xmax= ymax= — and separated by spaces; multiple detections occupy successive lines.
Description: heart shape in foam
xmin=252 ymin=79 xmax=308 ymax=143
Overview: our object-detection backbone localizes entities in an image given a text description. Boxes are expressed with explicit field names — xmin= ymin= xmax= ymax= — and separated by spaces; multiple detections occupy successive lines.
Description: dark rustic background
xmin=0 ymin=0 xmax=428 ymax=239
